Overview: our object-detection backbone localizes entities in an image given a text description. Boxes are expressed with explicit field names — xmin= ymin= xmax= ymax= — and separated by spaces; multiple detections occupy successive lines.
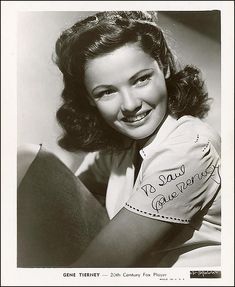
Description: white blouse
xmin=76 ymin=115 xmax=221 ymax=267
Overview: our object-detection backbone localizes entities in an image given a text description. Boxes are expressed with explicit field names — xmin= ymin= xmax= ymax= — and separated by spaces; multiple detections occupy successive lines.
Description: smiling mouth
xmin=122 ymin=110 xmax=151 ymax=123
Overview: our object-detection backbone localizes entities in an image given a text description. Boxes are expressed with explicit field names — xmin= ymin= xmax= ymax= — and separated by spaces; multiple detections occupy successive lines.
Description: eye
xmin=95 ymin=89 xmax=116 ymax=99
xmin=134 ymin=74 xmax=152 ymax=87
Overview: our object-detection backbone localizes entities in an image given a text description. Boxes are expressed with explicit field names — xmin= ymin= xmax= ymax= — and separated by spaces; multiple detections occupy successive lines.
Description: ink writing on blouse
xmin=176 ymin=164 xmax=221 ymax=193
xmin=152 ymin=192 xmax=179 ymax=212
xmin=141 ymin=165 xmax=185 ymax=196
xmin=158 ymin=165 xmax=185 ymax=186
xmin=141 ymin=164 xmax=220 ymax=213
xmin=141 ymin=184 xmax=156 ymax=196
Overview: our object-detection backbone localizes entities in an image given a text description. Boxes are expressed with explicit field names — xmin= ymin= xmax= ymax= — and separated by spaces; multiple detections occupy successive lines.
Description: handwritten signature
xmin=152 ymin=192 xmax=179 ymax=212
xmin=141 ymin=165 xmax=185 ymax=196
xmin=158 ymin=165 xmax=185 ymax=186
xmin=176 ymin=164 xmax=221 ymax=193
xmin=141 ymin=164 xmax=220 ymax=213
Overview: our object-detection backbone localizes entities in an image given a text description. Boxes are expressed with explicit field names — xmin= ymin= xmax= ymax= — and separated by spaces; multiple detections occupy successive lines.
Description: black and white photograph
xmin=1 ymin=1 xmax=234 ymax=286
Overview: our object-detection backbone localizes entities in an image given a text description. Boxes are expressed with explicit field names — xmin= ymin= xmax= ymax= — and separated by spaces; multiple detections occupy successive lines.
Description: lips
xmin=122 ymin=110 xmax=151 ymax=123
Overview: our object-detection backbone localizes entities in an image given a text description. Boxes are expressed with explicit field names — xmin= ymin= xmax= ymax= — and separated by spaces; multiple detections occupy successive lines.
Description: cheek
xmin=96 ymin=101 xmax=120 ymax=121
xmin=150 ymin=79 xmax=167 ymax=103
xmin=143 ymin=84 xmax=167 ymax=105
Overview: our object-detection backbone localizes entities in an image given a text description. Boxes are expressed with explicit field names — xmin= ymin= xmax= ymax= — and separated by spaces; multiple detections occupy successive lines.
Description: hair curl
xmin=54 ymin=11 xmax=211 ymax=152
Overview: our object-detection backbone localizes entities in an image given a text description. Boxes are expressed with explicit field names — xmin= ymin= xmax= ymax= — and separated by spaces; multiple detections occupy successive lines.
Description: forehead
xmin=84 ymin=43 xmax=157 ymax=87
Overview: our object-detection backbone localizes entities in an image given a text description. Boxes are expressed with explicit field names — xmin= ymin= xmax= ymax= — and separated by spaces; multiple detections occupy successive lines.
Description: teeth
xmin=124 ymin=112 xmax=148 ymax=123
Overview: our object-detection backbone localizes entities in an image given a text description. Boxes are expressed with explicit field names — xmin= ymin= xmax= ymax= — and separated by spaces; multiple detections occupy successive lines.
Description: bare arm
xmin=70 ymin=207 xmax=181 ymax=267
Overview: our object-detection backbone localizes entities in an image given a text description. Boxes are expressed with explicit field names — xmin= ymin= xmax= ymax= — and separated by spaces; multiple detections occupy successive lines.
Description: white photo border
xmin=1 ymin=1 xmax=234 ymax=286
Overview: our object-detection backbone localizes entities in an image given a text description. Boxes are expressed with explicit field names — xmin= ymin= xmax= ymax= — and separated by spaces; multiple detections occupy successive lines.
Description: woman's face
xmin=84 ymin=43 xmax=168 ymax=141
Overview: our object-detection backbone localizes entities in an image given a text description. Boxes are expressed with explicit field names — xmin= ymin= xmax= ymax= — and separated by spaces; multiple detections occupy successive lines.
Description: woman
xmin=18 ymin=11 xmax=221 ymax=267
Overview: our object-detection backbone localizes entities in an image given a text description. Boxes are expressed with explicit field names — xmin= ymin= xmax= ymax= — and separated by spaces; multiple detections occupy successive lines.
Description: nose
xmin=120 ymin=89 xmax=142 ymax=114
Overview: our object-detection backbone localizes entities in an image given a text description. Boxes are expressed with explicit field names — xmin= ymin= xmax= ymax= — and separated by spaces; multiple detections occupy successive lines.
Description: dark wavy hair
xmin=54 ymin=11 xmax=210 ymax=152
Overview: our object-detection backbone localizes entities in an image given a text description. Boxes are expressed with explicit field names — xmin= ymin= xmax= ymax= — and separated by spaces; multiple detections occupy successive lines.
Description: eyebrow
xmin=91 ymin=68 xmax=154 ymax=94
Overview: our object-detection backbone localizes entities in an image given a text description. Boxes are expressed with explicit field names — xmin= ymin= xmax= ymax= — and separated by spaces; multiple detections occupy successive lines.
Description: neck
xmin=135 ymin=112 xmax=168 ymax=151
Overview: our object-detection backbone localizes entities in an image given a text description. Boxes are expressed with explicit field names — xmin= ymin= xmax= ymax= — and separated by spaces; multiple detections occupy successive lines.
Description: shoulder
xmin=141 ymin=116 xmax=220 ymax=178
xmin=169 ymin=116 xmax=220 ymax=151
xmin=75 ymin=149 xmax=114 ymax=177
xmin=156 ymin=116 xmax=221 ymax=159
xmin=128 ymin=117 xmax=221 ymax=225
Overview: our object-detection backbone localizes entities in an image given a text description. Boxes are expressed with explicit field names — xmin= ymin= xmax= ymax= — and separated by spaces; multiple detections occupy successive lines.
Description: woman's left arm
xmin=70 ymin=207 xmax=180 ymax=267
